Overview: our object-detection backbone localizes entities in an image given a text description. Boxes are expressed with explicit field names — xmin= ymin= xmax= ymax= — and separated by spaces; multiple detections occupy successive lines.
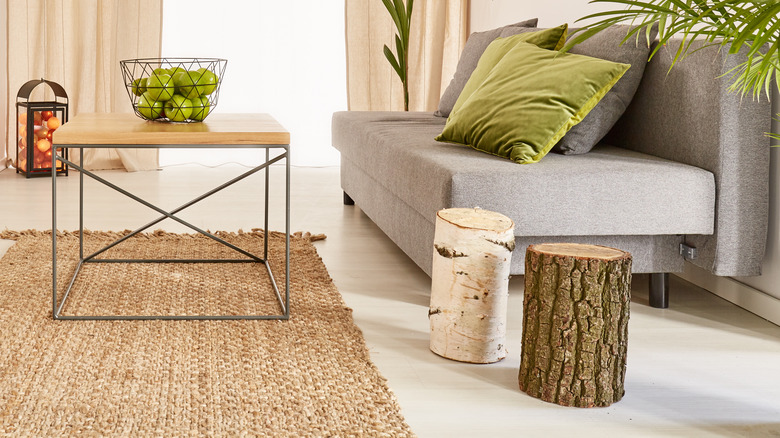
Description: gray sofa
xmin=332 ymin=40 xmax=770 ymax=307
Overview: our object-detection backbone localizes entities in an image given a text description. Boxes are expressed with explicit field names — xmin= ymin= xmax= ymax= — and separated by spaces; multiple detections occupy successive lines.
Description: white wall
xmin=471 ymin=0 xmax=780 ymax=320
xmin=470 ymin=0 xmax=612 ymax=32
xmin=160 ymin=0 xmax=346 ymax=167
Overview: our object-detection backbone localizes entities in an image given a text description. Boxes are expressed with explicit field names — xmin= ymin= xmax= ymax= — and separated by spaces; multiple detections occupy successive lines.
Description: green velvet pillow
xmin=449 ymin=24 xmax=568 ymax=118
xmin=435 ymin=42 xmax=630 ymax=164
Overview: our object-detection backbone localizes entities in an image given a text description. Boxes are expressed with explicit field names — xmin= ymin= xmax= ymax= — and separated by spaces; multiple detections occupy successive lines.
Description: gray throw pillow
xmin=554 ymin=24 xmax=658 ymax=154
xmin=434 ymin=18 xmax=538 ymax=118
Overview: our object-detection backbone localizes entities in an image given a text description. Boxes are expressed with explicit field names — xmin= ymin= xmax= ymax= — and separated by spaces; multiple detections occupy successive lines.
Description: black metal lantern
xmin=15 ymin=78 xmax=69 ymax=178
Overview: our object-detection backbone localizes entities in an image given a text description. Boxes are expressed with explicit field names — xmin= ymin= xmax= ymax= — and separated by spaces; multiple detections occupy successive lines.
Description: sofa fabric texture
xmin=334 ymin=111 xmax=714 ymax=236
xmin=607 ymin=40 xmax=770 ymax=276
xmin=333 ymin=39 xmax=770 ymax=278
xmin=340 ymin=156 xmax=686 ymax=276
xmin=554 ymin=24 xmax=659 ymax=155
xmin=434 ymin=18 xmax=538 ymax=118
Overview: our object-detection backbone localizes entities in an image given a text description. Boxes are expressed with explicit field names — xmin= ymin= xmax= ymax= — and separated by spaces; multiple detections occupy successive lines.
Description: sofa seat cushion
xmin=332 ymin=111 xmax=715 ymax=237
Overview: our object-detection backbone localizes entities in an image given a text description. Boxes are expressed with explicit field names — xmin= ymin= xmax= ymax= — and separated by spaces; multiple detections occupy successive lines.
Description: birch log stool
xmin=429 ymin=208 xmax=515 ymax=363
xmin=519 ymin=243 xmax=632 ymax=408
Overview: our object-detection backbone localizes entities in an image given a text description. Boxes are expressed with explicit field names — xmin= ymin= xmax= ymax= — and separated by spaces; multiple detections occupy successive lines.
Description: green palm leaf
xmin=566 ymin=0 xmax=780 ymax=100
xmin=384 ymin=45 xmax=403 ymax=79
xmin=381 ymin=0 xmax=403 ymax=37
xmin=381 ymin=0 xmax=413 ymax=110
xmin=566 ymin=0 xmax=780 ymax=141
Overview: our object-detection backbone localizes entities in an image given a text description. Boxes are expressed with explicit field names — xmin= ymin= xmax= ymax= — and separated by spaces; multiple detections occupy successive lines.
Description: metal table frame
xmin=50 ymin=143 xmax=290 ymax=321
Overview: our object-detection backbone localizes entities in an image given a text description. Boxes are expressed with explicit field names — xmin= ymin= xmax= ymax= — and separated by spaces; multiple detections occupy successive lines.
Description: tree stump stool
xmin=519 ymin=243 xmax=632 ymax=408
xmin=429 ymin=208 xmax=515 ymax=364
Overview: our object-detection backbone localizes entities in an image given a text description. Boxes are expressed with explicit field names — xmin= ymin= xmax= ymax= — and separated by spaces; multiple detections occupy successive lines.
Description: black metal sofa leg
xmin=343 ymin=191 xmax=355 ymax=206
xmin=649 ymin=273 xmax=669 ymax=308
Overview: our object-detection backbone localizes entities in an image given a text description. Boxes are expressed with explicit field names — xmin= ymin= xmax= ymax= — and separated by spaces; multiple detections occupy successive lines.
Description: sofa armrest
xmin=608 ymin=39 xmax=770 ymax=276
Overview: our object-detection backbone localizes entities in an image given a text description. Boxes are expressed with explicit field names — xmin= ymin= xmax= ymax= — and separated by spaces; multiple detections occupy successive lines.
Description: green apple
xmin=137 ymin=94 xmax=163 ymax=120
xmin=196 ymin=68 xmax=218 ymax=95
xmin=131 ymin=77 xmax=148 ymax=96
xmin=172 ymin=71 xmax=201 ymax=99
xmin=164 ymin=94 xmax=193 ymax=122
xmin=145 ymin=74 xmax=175 ymax=101
xmin=152 ymin=67 xmax=170 ymax=76
xmin=174 ymin=71 xmax=200 ymax=99
xmin=189 ymin=96 xmax=211 ymax=121
xmin=168 ymin=66 xmax=186 ymax=77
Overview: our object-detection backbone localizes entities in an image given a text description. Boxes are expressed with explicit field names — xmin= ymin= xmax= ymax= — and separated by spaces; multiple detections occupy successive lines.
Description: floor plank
xmin=1 ymin=165 xmax=779 ymax=437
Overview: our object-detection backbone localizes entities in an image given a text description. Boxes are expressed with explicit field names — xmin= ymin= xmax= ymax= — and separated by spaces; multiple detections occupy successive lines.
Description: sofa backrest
xmin=607 ymin=39 xmax=770 ymax=276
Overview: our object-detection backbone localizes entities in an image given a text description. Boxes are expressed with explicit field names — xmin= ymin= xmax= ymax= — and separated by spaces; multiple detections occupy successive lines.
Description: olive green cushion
xmin=435 ymin=18 xmax=538 ymax=118
xmin=449 ymin=25 xmax=568 ymax=118
xmin=435 ymin=42 xmax=630 ymax=164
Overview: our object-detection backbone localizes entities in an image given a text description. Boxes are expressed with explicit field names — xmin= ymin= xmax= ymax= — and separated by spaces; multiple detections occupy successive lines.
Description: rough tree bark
xmin=519 ymin=243 xmax=632 ymax=408
xmin=429 ymin=208 xmax=515 ymax=363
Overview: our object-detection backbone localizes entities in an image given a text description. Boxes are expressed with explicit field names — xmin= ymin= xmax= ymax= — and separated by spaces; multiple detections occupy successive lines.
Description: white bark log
xmin=429 ymin=208 xmax=515 ymax=363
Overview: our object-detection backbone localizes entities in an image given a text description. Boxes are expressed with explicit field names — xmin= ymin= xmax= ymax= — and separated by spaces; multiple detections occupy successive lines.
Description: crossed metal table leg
xmin=50 ymin=146 xmax=291 ymax=321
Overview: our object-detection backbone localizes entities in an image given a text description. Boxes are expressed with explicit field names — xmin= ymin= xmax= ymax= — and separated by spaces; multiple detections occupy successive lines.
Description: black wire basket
xmin=120 ymin=57 xmax=227 ymax=123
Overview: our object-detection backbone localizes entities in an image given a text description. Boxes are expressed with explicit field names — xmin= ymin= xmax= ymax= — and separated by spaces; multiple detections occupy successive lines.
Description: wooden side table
xmin=519 ymin=243 xmax=632 ymax=407
xmin=51 ymin=113 xmax=290 ymax=321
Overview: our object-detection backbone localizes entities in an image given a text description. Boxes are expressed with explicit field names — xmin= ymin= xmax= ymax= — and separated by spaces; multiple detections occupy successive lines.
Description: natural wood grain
xmin=53 ymin=113 xmax=290 ymax=146
xmin=436 ymin=207 xmax=514 ymax=233
xmin=520 ymin=243 xmax=632 ymax=408
xmin=2 ymin=167 xmax=780 ymax=436
xmin=530 ymin=242 xmax=630 ymax=261
xmin=429 ymin=208 xmax=515 ymax=364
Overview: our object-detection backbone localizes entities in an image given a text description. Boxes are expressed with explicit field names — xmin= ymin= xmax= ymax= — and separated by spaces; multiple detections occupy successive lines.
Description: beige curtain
xmin=1 ymin=0 xmax=8 ymax=170
xmin=4 ymin=0 xmax=162 ymax=171
xmin=345 ymin=0 xmax=469 ymax=111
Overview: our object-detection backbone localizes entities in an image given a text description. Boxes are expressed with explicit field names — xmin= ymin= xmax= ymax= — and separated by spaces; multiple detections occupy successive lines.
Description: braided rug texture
xmin=0 ymin=230 xmax=415 ymax=437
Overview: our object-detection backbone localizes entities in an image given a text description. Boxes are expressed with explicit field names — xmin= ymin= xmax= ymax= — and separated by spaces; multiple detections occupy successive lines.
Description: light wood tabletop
xmin=54 ymin=113 xmax=290 ymax=146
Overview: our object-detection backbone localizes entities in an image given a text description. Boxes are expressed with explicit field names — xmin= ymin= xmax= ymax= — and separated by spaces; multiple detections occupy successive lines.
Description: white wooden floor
xmin=1 ymin=165 xmax=779 ymax=437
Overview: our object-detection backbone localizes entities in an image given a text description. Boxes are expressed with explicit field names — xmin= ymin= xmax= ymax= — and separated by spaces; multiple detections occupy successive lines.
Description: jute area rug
xmin=0 ymin=230 xmax=415 ymax=437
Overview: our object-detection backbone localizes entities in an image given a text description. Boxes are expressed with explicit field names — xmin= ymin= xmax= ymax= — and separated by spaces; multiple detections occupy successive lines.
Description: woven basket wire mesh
xmin=120 ymin=57 xmax=227 ymax=123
